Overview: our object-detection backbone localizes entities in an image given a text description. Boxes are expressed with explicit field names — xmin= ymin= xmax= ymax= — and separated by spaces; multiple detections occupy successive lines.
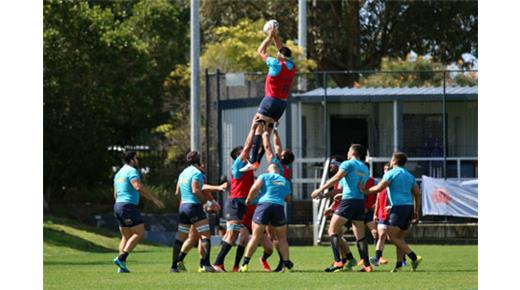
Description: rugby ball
xmin=263 ymin=19 xmax=279 ymax=33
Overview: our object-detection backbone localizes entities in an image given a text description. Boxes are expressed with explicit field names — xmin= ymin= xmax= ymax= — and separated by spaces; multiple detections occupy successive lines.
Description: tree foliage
xmin=200 ymin=18 xmax=316 ymax=73
xmin=199 ymin=0 xmax=478 ymax=86
xmin=358 ymin=54 xmax=478 ymax=88
xmin=44 ymin=0 xmax=189 ymax=205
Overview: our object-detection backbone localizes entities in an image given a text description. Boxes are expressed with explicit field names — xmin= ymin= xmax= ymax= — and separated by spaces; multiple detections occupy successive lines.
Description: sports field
xmin=44 ymin=218 xmax=477 ymax=290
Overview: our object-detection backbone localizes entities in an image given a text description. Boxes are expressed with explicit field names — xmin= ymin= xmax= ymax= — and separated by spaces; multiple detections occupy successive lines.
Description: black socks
xmin=118 ymin=251 xmax=129 ymax=262
xmin=234 ymin=245 xmax=245 ymax=268
xmin=330 ymin=234 xmax=341 ymax=262
xmin=171 ymin=239 xmax=183 ymax=269
xmin=261 ymin=251 xmax=272 ymax=262
xmin=356 ymin=237 xmax=370 ymax=267
xmin=214 ymin=241 xmax=233 ymax=265
xmin=407 ymin=251 xmax=418 ymax=261
xmin=242 ymin=256 xmax=251 ymax=266
xmin=201 ymin=238 xmax=212 ymax=266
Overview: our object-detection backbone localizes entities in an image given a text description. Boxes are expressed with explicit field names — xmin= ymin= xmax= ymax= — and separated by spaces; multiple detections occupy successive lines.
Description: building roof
xmin=292 ymin=86 xmax=477 ymax=102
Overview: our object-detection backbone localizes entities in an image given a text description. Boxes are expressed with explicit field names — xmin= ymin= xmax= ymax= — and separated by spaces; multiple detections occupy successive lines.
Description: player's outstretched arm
xmin=367 ymin=180 xmax=389 ymax=195
xmin=257 ymin=28 xmax=274 ymax=61
xmin=311 ymin=169 xmax=346 ymax=199
xmin=191 ymin=179 xmax=206 ymax=204
xmin=239 ymin=121 xmax=259 ymax=161
xmin=272 ymin=28 xmax=283 ymax=50
xmin=273 ymin=128 xmax=283 ymax=156
xmin=246 ymin=179 xmax=263 ymax=205
xmin=262 ymin=130 xmax=274 ymax=162
xmin=202 ymin=182 xmax=228 ymax=193
xmin=412 ymin=184 xmax=421 ymax=222
xmin=175 ymin=182 xmax=180 ymax=196
xmin=131 ymin=179 xmax=165 ymax=208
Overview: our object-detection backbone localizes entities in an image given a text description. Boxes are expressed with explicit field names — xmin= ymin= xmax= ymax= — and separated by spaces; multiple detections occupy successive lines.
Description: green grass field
xmin=44 ymin=218 xmax=477 ymax=290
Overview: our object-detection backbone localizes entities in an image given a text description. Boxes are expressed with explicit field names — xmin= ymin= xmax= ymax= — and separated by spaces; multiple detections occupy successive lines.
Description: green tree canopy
xmin=44 ymin=0 xmax=189 ymax=206
xmin=200 ymin=18 xmax=316 ymax=73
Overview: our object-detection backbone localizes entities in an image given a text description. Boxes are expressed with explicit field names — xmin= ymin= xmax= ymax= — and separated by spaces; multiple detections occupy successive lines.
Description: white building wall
xmin=221 ymin=107 xmax=287 ymax=177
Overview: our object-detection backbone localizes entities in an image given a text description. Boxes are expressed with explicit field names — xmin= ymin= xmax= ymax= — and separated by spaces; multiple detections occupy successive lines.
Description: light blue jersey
xmin=257 ymin=173 xmax=291 ymax=206
xmin=338 ymin=159 xmax=369 ymax=200
xmin=178 ymin=165 xmax=205 ymax=204
xmin=382 ymin=167 xmax=416 ymax=206
xmin=266 ymin=57 xmax=294 ymax=77
xmin=231 ymin=157 xmax=246 ymax=179
xmin=114 ymin=164 xmax=141 ymax=205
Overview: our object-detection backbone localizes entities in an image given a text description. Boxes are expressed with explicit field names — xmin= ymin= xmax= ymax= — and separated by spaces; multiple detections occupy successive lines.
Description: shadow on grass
xmin=44 ymin=227 xmax=114 ymax=253
xmin=44 ymin=260 xmax=113 ymax=266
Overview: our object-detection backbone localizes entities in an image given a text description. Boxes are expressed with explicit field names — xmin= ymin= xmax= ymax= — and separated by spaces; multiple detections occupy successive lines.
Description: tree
xmin=44 ymin=0 xmax=189 ymax=207
xmin=358 ymin=54 xmax=477 ymax=88
xmin=200 ymin=18 xmax=316 ymax=73
xmin=199 ymin=0 xmax=478 ymax=86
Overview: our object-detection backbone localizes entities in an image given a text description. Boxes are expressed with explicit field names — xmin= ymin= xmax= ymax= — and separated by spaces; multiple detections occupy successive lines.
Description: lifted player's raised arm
xmin=272 ymin=126 xmax=283 ymax=156
xmin=272 ymin=28 xmax=283 ymax=50
xmin=257 ymin=28 xmax=275 ymax=61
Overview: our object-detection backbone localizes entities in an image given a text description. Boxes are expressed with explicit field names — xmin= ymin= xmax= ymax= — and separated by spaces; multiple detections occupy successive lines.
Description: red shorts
xmin=241 ymin=204 xmax=257 ymax=233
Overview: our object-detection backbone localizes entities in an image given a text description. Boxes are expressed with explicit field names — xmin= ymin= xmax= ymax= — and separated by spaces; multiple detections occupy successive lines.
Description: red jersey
xmin=229 ymin=170 xmax=254 ymax=200
xmin=364 ymin=177 xmax=377 ymax=210
xmin=265 ymin=59 xmax=296 ymax=100
xmin=282 ymin=164 xmax=292 ymax=180
xmin=331 ymin=183 xmax=341 ymax=212
xmin=377 ymin=189 xmax=389 ymax=221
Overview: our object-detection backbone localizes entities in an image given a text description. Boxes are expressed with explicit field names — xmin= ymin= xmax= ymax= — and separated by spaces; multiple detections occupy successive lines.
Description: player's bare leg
xmin=272 ymin=225 xmax=293 ymax=271
xmin=118 ymin=227 xmax=132 ymax=255
xmin=240 ymin=222 xmax=266 ymax=271
xmin=122 ymin=223 xmax=145 ymax=253
xmin=327 ymin=214 xmax=351 ymax=269
xmin=192 ymin=219 xmax=214 ymax=272
xmin=387 ymin=226 xmax=421 ymax=271
xmin=233 ymin=227 xmax=250 ymax=272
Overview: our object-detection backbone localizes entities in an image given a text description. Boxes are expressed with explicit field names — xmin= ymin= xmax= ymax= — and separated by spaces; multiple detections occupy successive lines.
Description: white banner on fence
xmin=421 ymin=175 xmax=478 ymax=218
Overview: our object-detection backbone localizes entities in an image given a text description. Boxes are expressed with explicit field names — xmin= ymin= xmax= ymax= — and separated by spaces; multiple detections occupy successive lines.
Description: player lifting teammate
xmin=240 ymin=163 xmax=294 ymax=272
xmin=212 ymin=121 xmax=258 ymax=272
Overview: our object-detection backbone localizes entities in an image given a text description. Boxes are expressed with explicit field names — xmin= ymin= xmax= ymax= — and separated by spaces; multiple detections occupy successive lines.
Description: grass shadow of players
xmin=44 ymin=227 xmax=113 ymax=253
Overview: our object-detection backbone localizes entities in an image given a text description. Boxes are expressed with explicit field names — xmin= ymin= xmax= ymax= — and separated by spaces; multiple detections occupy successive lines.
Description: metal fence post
xmin=216 ymin=69 xmax=222 ymax=178
xmin=204 ymin=68 xmax=210 ymax=172
xmin=443 ymin=71 xmax=447 ymax=179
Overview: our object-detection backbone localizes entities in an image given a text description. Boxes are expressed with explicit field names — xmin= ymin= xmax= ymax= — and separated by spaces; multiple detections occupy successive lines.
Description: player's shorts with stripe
xmin=334 ymin=199 xmax=365 ymax=221
xmin=225 ymin=198 xmax=246 ymax=221
xmin=253 ymin=202 xmax=286 ymax=227
xmin=388 ymin=205 xmax=414 ymax=230
xmin=114 ymin=202 xmax=143 ymax=228
xmin=179 ymin=203 xmax=207 ymax=225
xmin=364 ymin=210 xmax=374 ymax=224
xmin=258 ymin=96 xmax=287 ymax=121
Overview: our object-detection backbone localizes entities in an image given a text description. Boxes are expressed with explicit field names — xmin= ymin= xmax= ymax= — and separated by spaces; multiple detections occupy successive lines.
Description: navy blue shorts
xmin=258 ymin=96 xmax=287 ymax=121
xmin=179 ymin=203 xmax=207 ymax=225
xmin=253 ymin=203 xmax=286 ymax=227
xmin=388 ymin=205 xmax=414 ymax=230
xmin=225 ymin=198 xmax=246 ymax=221
xmin=114 ymin=202 xmax=143 ymax=228
xmin=364 ymin=210 xmax=374 ymax=224
xmin=334 ymin=199 xmax=365 ymax=221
